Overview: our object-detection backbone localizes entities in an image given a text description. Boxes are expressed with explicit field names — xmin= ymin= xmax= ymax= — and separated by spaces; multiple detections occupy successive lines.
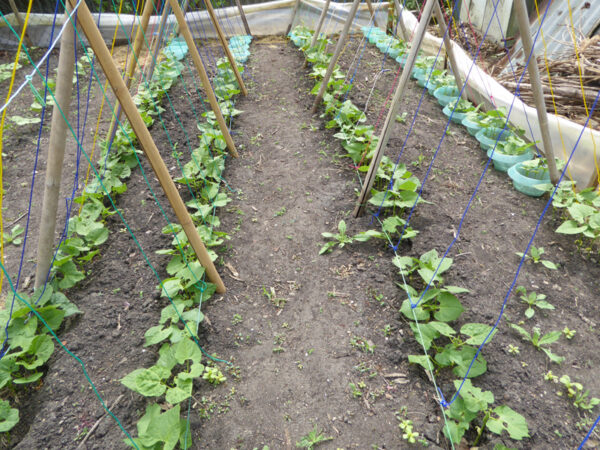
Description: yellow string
xmin=0 ymin=0 xmax=34 ymax=296
xmin=79 ymin=0 xmax=127 ymax=214
xmin=566 ymin=0 xmax=599 ymax=185
xmin=532 ymin=0 xmax=574 ymax=184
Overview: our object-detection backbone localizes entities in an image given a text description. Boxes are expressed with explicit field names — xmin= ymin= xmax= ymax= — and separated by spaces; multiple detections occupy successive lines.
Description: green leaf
xmin=567 ymin=203 xmax=596 ymax=223
xmin=0 ymin=400 xmax=19 ymax=432
xmin=409 ymin=322 xmax=439 ymax=350
xmin=538 ymin=330 xmax=561 ymax=346
xmin=454 ymin=378 xmax=494 ymax=412
xmin=555 ymin=220 xmax=587 ymax=235
xmin=15 ymin=334 xmax=54 ymax=370
xmin=428 ymin=321 xmax=456 ymax=337
xmin=144 ymin=325 xmax=173 ymax=346
xmin=13 ymin=371 xmax=43 ymax=384
xmin=434 ymin=292 xmax=464 ymax=322
xmin=337 ymin=220 xmax=346 ymax=235
xmin=510 ymin=323 xmax=531 ymax=341
xmin=400 ymin=298 xmax=430 ymax=321
xmin=407 ymin=354 xmax=433 ymax=372
xmin=460 ymin=323 xmax=497 ymax=346
xmin=121 ymin=367 xmax=169 ymax=397
xmin=542 ymin=347 xmax=565 ymax=364
xmin=159 ymin=278 xmax=183 ymax=298
xmin=541 ymin=260 xmax=558 ymax=270
xmin=172 ymin=337 xmax=202 ymax=364
xmin=9 ymin=115 xmax=41 ymax=126
xmin=487 ymin=405 xmax=529 ymax=440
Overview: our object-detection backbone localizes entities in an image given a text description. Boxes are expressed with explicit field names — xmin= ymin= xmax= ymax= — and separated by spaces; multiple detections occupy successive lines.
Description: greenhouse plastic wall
xmin=2 ymin=0 xmax=596 ymax=187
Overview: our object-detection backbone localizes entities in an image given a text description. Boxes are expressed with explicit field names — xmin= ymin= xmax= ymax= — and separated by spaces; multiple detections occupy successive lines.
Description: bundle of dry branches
xmin=497 ymin=35 xmax=600 ymax=127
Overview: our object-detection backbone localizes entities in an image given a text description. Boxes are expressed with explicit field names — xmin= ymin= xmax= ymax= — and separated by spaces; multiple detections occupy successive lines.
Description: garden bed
xmin=0 ymin=32 xmax=598 ymax=449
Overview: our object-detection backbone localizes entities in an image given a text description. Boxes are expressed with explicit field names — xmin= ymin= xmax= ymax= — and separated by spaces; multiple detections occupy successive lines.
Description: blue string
xmin=370 ymin=0 xmax=460 ymax=223
xmin=579 ymin=412 xmax=600 ymax=450
xmin=1 ymin=0 xmax=62 ymax=357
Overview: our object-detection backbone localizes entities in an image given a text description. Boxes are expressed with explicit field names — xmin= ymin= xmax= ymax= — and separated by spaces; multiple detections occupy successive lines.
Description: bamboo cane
xmin=354 ymin=0 xmax=436 ymax=217
xmin=67 ymin=0 xmax=226 ymax=293
xmin=8 ymin=0 xmax=33 ymax=48
xmin=303 ymin=0 xmax=331 ymax=68
xmin=311 ymin=0 xmax=361 ymax=114
xmin=234 ymin=0 xmax=252 ymax=36
xmin=34 ymin=7 xmax=76 ymax=289
xmin=105 ymin=0 xmax=154 ymax=146
xmin=145 ymin=2 xmax=171 ymax=83
xmin=433 ymin=0 xmax=465 ymax=101
xmin=167 ymin=0 xmax=239 ymax=157
xmin=202 ymin=0 xmax=248 ymax=95
xmin=365 ymin=0 xmax=381 ymax=29
xmin=286 ymin=0 xmax=301 ymax=36
xmin=514 ymin=0 xmax=559 ymax=184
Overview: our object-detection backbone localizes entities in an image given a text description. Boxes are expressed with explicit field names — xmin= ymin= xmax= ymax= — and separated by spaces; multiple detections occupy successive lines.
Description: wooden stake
xmin=167 ymin=0 xmax=239 ymax=158
xmin=433 ymin=0 xmax=466 ymax=101
xmin=145 ymin=2 xmax=170 ymax=82
xmin=8 ymin=0 xmax=33 ymax=48
xmin=513 ymin=0 xmax=559 ymax=184
xmin=286 ymin=0 xmax=301 ymax=36
xmin=393 ymin=0 xmax=409 ymax=42
xmin=34 ymin=7 xmax=76 ymax=289
xmin=106 ymin=0 xmax=154 ymax=145
xmin=303 ymin=0 xmax=331 ymax=68
xmin=365 ymin=0 xmax=381 ymax=30
xmin=311 ymin=0 xmax=361 ymax=114
xmin=310 ymin=0 xmax=331 ymax=49
xmin=201 ymin=0 xmax=248 ymax=96
xmin=234 ymin=0 xmax=252 ymax=36
xmin=353 ymin=0 xmax=436 ymax=217
xmin=67 ymin=0 xmax=226 ymax=293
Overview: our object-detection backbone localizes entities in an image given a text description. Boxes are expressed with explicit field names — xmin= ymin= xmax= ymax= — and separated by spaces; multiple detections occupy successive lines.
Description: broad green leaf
xmin=159 ymin=278 xmax=183 ymax=298
xmin=567 ymin=203 xmax=596 ymax=222
xmin=144 ymin=325 xmax=173 ymax=347
xmin=0 ymin=400 xmax=19 ymax=432
xmin=538 ymin=330 xmax=561 ymax=346
xmin=37 ymin=306 xmax=65 ymax=332
xmin=13 ymin=371 xmax=43 ymax=384
xmin=407 ymin=354 xmax=433 ymax=372
xmin=555 ymin=220 xmax=587 ymax=235
xmin=487 ymin=405 xmax=529 ymax=440
xmin=172 ymin=337 xmax=202 ymax=364
xmin=409 ymin=322 xmax=439 ymax=350
xmin=434 ymin=292 xmax=464 ymax=322
xmin=15 ymin=334 xmax=54 ymax=370
xmin=454 ymin=378 xmax=494 ymax=412
xmin=144 ymin=404 xmax=182 ymax=450
xmin=121 ymin=367 xmax=169 ymax=397
xmin=165 ymin=378 xmax=192 ymax=405
xmin=337 ymin=220 xmax=346 ymax=235
xmin=509 ymin=323 xmax=531 ymax=341
xmin=400 ymin=298 xmax=430 ymax=321
xmin=461 ymin=323 xmax=497 ymax=346
xmin=442 ymin=285 xmax=470 ymax=294
xmin=428 ymin=321 xmax=456 ymax=337
xmin=541 ymin=260 xmax=558 ymax=270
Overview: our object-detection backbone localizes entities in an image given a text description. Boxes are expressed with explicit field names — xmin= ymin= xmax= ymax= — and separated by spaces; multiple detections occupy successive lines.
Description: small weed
xmin=274 ymin=207 xmax=287 ymax=217
xmin=231 ymin=314 xmax=243 ymax=325
xmin=350 ymin=335 xmax=375 ymax=354
xmin=296 ymin=425 xmax=333 ymax=449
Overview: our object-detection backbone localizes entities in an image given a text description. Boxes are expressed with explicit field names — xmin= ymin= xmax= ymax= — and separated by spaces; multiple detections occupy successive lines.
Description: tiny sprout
xmin=508 ymin=344 xmax=520 ymax=355
xmin=562 ymin=327 xmax=576 ymax=340
xmin=544 ymin=371 xmax=558 ymax=382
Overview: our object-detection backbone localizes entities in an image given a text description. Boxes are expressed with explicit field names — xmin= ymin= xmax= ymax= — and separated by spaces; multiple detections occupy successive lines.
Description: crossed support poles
xmin=35 ymin=0 xmax=249 ymax=293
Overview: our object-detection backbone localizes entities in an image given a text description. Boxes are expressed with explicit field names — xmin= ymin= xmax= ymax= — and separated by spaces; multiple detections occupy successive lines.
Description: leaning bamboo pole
xmin=311 ymin=0 xmax=361 ymax=114
xmin=354 ymin=0 xmax=436 ymax=217
xmin=66 ymin=0 xmax=227 ymax=293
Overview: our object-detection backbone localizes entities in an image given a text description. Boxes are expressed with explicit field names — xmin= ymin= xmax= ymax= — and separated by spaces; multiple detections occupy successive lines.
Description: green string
xmin=374 ymin=216 xmax=456 ymax=450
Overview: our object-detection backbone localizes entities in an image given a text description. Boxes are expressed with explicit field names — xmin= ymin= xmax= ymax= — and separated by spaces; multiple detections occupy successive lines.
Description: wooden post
xmin=433 ymin=0 xmax=466 ymax=101
xmin=310 ymin=0 xmax=331 ymax=48
xmin=234 ymin=0 xmax=252 ymax=36
xmin=174 ymin=0 xmax=190 ymax=36
xmin=513 ymin=0 xmax=559 ymax=184
xmin=201 ymin=0 xmax=248 ymax=96
xmin=365 ymin=0 xmax=381 ymax=30
xmin=167 ymin=0 xmax=239 ymax=157
xmin=145 ymin=2 xmax=170 ymax=82
xmin=67 ymin=0 xmax=227 ymax=293
xmin=303 ymin=0 xmax=331 ymax=68
xmin=34 ymin=7 xmax=76 ymax=289
xmin=311 ymin=0 xmax=361 ymax=114
xmin=353 ymin=0 xmax=436 ymax=217
xmin=286 ymin=0 xmax=301 ymax=35
xmin=106 ymin=0 xmax=154 ymax=145
xmin=393 ymin=0 xmax=409 ymax=42
xmin=8 ymin=0 xmax=33 ymax=48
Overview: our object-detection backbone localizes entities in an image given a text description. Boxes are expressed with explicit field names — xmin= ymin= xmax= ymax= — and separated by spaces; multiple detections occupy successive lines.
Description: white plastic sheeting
xmin=0 ymin=0 xmax=597 ymax=187
xmin=392 ymin=7 xmax=599 ymax=188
